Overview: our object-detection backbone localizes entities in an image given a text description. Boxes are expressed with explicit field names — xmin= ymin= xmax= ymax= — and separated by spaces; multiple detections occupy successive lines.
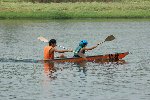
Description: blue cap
xmin=79 ymin=40 xmax=88 ymax=46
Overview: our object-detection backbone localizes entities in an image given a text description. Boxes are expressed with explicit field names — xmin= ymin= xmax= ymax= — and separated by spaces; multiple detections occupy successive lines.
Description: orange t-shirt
xmin=44 ymin=46 xmax=54 ymax=59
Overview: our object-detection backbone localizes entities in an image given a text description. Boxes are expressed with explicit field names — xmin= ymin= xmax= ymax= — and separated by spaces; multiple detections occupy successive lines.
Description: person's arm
xmin=54 ymin=48 xmax=73 ymax=53
xmin=84 ymin=44 xmax=99 ymax=51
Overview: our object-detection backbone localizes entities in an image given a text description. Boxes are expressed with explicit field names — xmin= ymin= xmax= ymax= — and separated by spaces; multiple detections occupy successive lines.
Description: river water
xmin=0 ymin=19 xmax=150 ymax=100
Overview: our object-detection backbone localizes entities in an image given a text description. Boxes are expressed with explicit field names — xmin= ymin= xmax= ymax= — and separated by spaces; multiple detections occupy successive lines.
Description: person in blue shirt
xmin=74 ymin=40 xmax=99 ymax=60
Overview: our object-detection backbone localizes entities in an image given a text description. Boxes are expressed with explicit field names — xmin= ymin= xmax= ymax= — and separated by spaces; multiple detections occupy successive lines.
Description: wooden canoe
xmin=42 ymin=52 xmax=129 ymax=63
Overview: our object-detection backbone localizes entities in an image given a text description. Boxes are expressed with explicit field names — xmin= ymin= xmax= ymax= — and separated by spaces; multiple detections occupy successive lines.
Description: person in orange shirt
xmin=44 ymin=39 xmax=72 ymax=60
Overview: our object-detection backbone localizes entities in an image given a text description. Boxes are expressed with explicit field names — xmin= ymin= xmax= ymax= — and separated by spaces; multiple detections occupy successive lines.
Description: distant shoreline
xmin=0 ymin=1 xmax=150 ymax=19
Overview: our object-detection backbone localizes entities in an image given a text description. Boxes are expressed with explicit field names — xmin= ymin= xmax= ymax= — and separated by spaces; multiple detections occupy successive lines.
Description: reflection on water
xmin=44 ymin=62 xmax=57 ymax=79
xmin=41 ymin=59 xmax=132 ymax=100
xmin=43 ymin=59 xmax=127 ymax=80
xmin=76 ymin=61 xmax=88 ymax=76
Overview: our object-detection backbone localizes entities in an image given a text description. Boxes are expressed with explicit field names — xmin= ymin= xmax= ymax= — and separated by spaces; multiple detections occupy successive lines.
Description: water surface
xmin=0 ymin=19 xmax=150 ymax=100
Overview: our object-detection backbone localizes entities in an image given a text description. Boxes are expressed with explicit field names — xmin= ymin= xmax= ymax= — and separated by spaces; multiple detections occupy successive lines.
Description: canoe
xmin=43 ymin=52 xmax=129 ymax=63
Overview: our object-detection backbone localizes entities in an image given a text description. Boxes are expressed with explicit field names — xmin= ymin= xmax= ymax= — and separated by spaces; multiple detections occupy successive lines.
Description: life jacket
xmin=44 ymin=46 xmax=54 ymax=59
xmin=74 ymin=45 xmax=85 ymax=57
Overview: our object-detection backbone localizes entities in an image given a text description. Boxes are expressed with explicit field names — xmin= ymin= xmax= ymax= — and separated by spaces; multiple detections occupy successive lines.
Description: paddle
xmin=37 ymin=36 xmax=72 ymax=50
xmin=98 ymin=35 xmax=115 ymax=45
xmin=38 ymin=35 xmax=115 ymax=53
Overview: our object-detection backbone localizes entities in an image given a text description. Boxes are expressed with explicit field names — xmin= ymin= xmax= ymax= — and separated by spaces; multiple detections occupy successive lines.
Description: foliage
xmin=0 ymin=1 xmax=150 ymax=19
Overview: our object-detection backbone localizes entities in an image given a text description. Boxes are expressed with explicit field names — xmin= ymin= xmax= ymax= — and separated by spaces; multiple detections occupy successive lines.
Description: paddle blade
xmin=104 ymin=35 xmax=115 ymax=42
xmin=38 ymin=36 xmax=48 ymax=43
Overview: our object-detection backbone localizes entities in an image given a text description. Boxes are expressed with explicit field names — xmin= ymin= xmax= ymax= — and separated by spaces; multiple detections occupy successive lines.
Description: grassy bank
xmin=0 ymin=1 xmax=150 ymax=19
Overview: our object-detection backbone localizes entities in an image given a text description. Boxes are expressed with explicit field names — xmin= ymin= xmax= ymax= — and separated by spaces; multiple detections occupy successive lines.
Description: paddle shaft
xmin=38 ymin=36 xmax=74 ymax=52
xmin=38 ymin=35 xmax=115 ymax=53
